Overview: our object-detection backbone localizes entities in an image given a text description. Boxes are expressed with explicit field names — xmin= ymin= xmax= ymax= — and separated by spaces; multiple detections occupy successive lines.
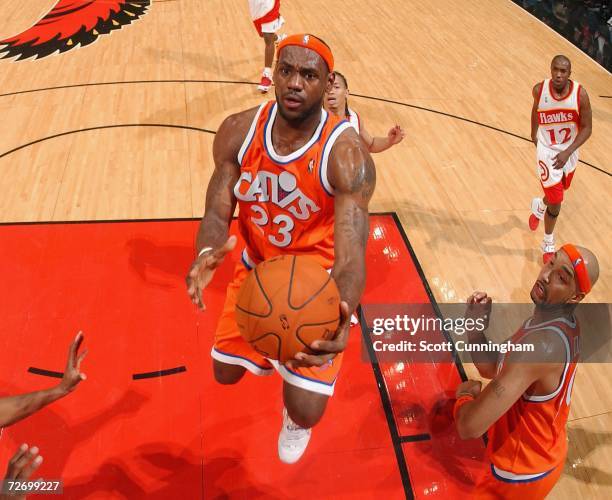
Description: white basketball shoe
xmin=278 ymin=408 xmax=311 ymax=464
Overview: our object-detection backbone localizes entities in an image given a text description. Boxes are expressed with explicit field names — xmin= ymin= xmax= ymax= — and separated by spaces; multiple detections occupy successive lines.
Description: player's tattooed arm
xmin=287 ymin=131 xmax=375 ymax=368
xmin=531 ymin=82 xmax=542 ymax=146
xmin=195 ymin=109 xmax=257 ymax=253
xmin=187 ymin=107 xmax=257 ymax=309
xmin=454 ymin=332 xmax=564 ymax=439
xmin=328 ymin=130 xmax=376 ymax=314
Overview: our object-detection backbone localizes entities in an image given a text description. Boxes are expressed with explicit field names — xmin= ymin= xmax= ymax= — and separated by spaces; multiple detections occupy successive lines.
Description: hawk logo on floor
xmin=0 ymin=0 xmax=151 ymax=61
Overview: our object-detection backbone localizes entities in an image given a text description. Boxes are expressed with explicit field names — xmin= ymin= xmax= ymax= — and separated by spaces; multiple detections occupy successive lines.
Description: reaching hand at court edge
xmin=1 ymin=444 xmax=43 ymax=500
xmin=58 ymin=331 xmax=87 ymax=394
xmin=286 ymin=301 xmax=351 ymax=370
xmin=186 ymin=236 xmax=237 ymax=310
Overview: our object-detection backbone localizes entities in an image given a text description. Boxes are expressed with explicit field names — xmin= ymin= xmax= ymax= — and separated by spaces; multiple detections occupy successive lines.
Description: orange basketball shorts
xmin=472 ymin=462 xmax=564 ymax=499
xmin=211 ymin=262 xmax=343 ymax=396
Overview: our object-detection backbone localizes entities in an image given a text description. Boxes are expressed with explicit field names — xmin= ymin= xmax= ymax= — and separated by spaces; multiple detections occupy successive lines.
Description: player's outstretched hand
xmin=186 ymin=236 xmax=237 ymax=310
xmin=58 ymin=332 xmax=87 ymax=395
xmin=1 ymin=444 xmax=43 ymax=500
xmin=286 ymin=301 xmax=351 ymax=370
xmin=465 ymin=291 xmax=492 ymax=331
xmin=387 ymin=125 xmax=405 ymax=146
xmin=552 ymin=150 xmax=570 ymax=169
xmin=455 ymin=380 xmax=482 ymax=399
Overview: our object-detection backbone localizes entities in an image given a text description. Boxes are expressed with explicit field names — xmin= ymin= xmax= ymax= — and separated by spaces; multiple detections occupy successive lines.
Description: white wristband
xmin=198 ymin=247 xmax=213 ymax=258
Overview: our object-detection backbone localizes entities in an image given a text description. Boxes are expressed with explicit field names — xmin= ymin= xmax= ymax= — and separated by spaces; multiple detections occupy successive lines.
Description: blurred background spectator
xmin=513 ymin=0 xmax=612 ymax=70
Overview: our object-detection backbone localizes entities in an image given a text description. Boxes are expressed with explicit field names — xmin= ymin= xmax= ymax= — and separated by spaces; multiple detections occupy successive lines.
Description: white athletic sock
xmin=263 ymin=67 xmax=272 ymax=78
xmin=544 ymin=233 xmax=554 ymax=244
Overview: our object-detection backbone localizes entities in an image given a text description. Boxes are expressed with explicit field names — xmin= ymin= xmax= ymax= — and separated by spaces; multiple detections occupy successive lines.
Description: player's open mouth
xmin=533 ymin=281 xmax=546 ymax=300
xmin=283 ymin=95 xmax=303 ymax=109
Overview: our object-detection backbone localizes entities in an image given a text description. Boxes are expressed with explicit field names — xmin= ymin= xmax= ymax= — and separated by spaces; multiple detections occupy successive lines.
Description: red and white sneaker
xmin=258 ymin=75 xmax=272 ymax=92
xmin=529 ymin=197 xmax=545 ymax=231
xmin=541 ymin=240 xmax=555 ymax=264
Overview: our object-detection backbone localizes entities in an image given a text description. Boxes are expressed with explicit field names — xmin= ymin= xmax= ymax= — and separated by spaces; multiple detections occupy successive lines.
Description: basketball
xmin=235 ymin=255 xmax=341 ymax=363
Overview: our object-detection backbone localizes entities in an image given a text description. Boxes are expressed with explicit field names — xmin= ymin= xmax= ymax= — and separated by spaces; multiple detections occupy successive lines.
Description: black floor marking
xmin=600 ymin=95 xmax=611 ymax=98
xmin=389 ymin=212 xmax=469 ymax=382
xmin=399 ymin=434 xmax=432 ymax=443
xmin=0 ymin=123 xmax=215 ymax=160
xmin=359 ymin=306 xmax=415 ymax=500
xmin=28 ymin=367 xmax=63 ymax=378
xmin=132 ymin=366 xmax=186 ymax=380
xmin=0 ymin=79 xmax=608 ymax=176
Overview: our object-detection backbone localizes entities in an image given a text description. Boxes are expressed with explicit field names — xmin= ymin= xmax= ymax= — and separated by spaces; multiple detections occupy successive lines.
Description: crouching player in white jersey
xmin=529 ymin=55 xmax=592 ymax=263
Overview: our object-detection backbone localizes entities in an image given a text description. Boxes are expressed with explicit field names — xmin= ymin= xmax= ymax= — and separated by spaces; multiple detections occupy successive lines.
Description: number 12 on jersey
xmin=547 ymin=127 xmax=571 ymax=145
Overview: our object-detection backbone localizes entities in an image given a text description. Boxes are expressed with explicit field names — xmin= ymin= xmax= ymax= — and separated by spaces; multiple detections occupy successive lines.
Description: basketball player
xmin=454 ymin=244 xmax=599 ymax=499
xmin=325 ymin=71 xmax=405 ymax=153
xmin=186 ymin=34 xmax=375 ymax=464
xmin=528 ymin=55 xmax=592 ymax=262
xmin=248 ymin=0 xmax=286 ymax=92
xmin=0 ymin=332 xmax=87 ymax=428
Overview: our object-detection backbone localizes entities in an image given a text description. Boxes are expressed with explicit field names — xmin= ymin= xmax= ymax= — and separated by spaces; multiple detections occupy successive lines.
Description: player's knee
xmin=546 ymin=204 xmax=561 ymax=217
xmin=284 ymin=385 xmax=329 ymax=428
xmin=213 ymin=361 xmax=246 ymax=385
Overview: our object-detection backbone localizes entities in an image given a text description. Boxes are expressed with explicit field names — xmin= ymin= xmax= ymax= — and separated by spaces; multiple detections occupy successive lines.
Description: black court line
xmin=28 ymin=367 xmax=63 ymax=378
xmin=0 ymin=123 xmax=215 ymax=160
xmin=0 ymin=216 xmax=201 ymax=227
xmin=389 ymin=212 xmax=469 ymax=382
xmin=399 ymin=434 xmax=432 ymax=443
xmin=0 ymin=79 xmax=608 ymax=177
xmin=359 ymin=306 xmax=414 ymax=499
xmin=600 ymin=95 xmax=612 ymax=98
xmin=132 ymin=366 xmax=187 ymax=380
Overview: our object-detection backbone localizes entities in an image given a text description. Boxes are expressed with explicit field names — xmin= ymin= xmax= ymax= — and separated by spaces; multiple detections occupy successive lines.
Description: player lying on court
xmin=528 ymin=55 xmax=592 ymax=262
xmin=325 ymin=71 xmax=405 ymax=153
xmin=186 ymin=34 xmax=375 ymax=463
xmin=454 ymin=244 xmax=599 ymax=499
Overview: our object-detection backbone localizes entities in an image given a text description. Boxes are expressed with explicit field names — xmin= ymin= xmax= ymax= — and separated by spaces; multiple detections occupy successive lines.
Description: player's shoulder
xmin=508 ymin=327 xmax=568 ymax=365
xmin=327 ymin=125 xmax=375 ymax=193
xmin=532 ymin=81 xmax=543 ymax=97
xmin=215 ymin=105 xmax=263 ymax=153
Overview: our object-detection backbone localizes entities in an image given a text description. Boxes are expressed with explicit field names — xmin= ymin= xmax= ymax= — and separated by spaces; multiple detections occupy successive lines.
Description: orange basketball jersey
xmin=234 ymin=101 xmax=351 ymax=270
xmin=487 ymin=315 xmax=580 ymax=483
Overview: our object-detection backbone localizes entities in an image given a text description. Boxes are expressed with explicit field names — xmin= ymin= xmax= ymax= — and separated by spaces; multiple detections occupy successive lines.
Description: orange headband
xmin=277 ymin=34 xmax=334 ymax=72
xmin=561 ymin=244 xmax=592 ymax=294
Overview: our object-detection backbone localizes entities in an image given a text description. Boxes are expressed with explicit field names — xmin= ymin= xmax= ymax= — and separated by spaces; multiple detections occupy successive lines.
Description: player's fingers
xmin=309 ymin=338 xmax=344 ymax=353
xmin=6 ymin=444 xmax=29 ymax=477
xmin=76 ymin=349 xmax=88 ymax=370
xmin=292 ymin=352 xmax=333 ymax=367
xmin=15 ymin=454 xmax=43 ymax=481
xmin=12 ymin=446 xmax=39 ymax=476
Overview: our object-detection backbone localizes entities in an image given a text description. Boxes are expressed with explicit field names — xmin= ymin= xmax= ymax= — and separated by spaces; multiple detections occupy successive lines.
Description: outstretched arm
xmin=186 ymin=108 xmax=257 ymax=309
xmin=0 ymin=333 xmax=87 ymax=427
xmin=360 ymin=124 xmax=405 ymax=153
